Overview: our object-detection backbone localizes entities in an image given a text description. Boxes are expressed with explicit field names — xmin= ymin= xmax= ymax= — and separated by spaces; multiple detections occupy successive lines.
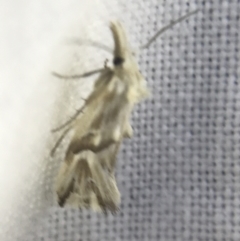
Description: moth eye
xmin=113 ymin=57 xmax=124 ymax=66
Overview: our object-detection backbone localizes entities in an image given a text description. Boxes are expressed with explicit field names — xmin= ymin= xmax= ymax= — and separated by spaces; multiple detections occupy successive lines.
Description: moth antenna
xmin=68 ymin=38 xmax=113 ymax=54
xmin=52 ymin=106 xmax=84 ymax=133
xmin=50 ymin=126 xmax=72 ymax=157
xmin=52 ymin=68 xmax=105 ymax=80
xmin=140 ymin=9 xmax=199 ymax=49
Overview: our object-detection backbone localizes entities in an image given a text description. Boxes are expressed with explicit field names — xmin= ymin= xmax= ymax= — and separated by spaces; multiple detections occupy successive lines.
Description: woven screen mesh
xmin=1 ymin=0 xmax=239 ymax=240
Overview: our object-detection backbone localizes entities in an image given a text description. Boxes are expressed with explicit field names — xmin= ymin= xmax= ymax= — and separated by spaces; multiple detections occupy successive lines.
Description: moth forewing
xmin=52 ymin=10 xmax=198 ymax=212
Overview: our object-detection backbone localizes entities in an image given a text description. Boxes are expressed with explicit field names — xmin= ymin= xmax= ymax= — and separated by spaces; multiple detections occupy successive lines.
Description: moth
xmin=51 ymin=10 xmax=198 ymax=213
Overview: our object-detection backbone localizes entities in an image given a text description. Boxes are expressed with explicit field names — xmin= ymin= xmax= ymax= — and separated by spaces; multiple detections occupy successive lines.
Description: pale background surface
xmin=0 ymin=0 xmax=239 ymax=241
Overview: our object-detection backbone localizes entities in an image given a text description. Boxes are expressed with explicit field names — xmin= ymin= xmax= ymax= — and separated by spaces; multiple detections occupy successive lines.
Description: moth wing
xmin=69 ymin=73 xmax=133 ymax=156
xmin=56 ymin=72 xmax=133 ymax=212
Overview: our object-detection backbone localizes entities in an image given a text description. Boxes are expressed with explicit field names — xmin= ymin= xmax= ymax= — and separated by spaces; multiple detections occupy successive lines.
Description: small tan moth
xmin=51 ymin=10 xmax=198 ymax=213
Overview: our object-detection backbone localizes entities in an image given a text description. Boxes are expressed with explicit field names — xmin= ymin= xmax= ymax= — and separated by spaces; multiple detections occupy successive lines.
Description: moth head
xmin=110 ymin=21 xmax=136 ymax=70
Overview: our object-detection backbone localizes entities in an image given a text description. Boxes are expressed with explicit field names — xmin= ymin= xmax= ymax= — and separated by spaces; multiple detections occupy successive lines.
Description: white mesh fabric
xmin=0 ymin=0 xmax=239 ymax=241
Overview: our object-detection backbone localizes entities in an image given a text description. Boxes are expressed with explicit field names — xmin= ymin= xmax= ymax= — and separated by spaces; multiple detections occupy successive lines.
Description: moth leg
xmin=52 ymin=68 xmax=105 ymax=80
xmin=50 ymin=126 xmax=72 ymax=157
xmin=52 ymin=106 xmax=84 ymax=133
